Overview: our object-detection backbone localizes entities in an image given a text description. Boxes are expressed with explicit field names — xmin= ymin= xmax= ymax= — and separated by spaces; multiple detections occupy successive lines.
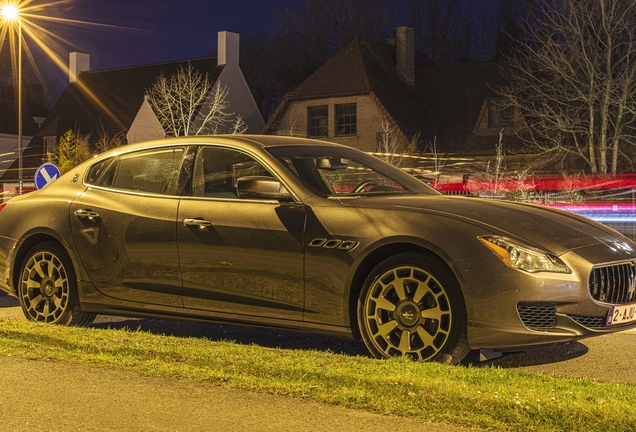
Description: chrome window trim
xmin=82 ymin=144 xmax=188 ymax=193
xmin=82 ymin=142 xmax=303 ymax=203
xmin=190 ymin=145 xmax=302 ymax=203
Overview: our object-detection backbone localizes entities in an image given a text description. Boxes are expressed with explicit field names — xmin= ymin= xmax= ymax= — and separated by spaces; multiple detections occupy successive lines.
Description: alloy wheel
xmin=363 ymin=265 xmax=452 ymax=360
xmin=20 ymin=250 xmax=71 ymax=323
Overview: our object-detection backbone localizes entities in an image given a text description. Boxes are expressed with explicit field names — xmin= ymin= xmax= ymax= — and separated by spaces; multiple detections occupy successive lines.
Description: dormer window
xmin=488 ymin=100 xmax=514 ymax=127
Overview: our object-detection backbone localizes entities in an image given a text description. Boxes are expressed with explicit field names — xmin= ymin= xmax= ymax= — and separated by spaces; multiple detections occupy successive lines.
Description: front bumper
xmin=468 ymin=312 xmax=636 ymax=350
xmin=457 ymin=241 xmax=636 ymax=350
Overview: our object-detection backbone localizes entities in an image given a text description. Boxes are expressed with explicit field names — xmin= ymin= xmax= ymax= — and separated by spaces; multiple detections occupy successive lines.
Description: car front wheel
xmin=18 ymin=241 xmax=95 ymax=326
xmin=357 ymin=252 xmax=469 ymax=364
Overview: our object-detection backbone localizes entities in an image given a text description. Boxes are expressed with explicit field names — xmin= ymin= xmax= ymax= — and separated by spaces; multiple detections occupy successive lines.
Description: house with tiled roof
xmin=0 ymin=30 xmax=264 ymax=190
xmin=263 ymin=26 xmax=524 ymax=156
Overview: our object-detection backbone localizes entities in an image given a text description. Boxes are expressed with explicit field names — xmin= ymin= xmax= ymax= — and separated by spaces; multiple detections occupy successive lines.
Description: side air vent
xmin=517 ymin=303 xmax=556 ymax=330
xmin=569 ymin=315 xmax=606 ymax=329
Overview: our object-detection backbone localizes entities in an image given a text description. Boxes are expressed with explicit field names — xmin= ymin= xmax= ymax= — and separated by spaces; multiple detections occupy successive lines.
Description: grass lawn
xmin=0 ymin=319 xmax=632 ymax=431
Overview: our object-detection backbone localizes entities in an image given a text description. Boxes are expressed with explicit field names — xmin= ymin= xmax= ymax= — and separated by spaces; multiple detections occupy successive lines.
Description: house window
xmin=308 ymin=106 xmax=328 ymax=137
xmin=336 ymin=103 xmax=357 ymax=136
xmin=488 ymin=100 xmax=514 ymax=127
xmin=43 ymin=137 xmax=56 ymax=162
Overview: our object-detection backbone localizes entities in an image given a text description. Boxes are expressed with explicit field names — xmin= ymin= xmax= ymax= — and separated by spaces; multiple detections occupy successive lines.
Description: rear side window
xmin=86 ymin=147 xmax=185 ymax=195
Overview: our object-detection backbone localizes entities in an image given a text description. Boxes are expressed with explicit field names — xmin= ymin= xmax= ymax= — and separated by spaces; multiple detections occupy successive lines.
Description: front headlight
xmin=478 ymin=236 xmax=571 ymax=274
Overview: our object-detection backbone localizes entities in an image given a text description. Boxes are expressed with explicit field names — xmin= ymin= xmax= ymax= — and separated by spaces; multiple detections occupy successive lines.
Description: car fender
xmin=342 ymin=216 xmax=500 ymax=329
xmin=9 ymin=225 xmax=87 ymax=296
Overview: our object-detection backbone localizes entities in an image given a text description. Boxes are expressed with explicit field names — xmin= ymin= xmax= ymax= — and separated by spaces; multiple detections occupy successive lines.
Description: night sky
xmin=31 ymin=0 xmax=297 ymax=84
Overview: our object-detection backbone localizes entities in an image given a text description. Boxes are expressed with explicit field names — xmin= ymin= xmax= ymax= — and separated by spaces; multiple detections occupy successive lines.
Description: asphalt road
xmin=1 ymin=293 xmax=635 ymax=431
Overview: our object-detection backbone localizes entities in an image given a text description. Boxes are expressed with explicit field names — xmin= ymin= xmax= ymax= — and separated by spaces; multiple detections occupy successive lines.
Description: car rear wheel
xmin=18 ymin=241 xmax=95 ymax=326
xmin=357 ymin=252 xmax=469 ymax=364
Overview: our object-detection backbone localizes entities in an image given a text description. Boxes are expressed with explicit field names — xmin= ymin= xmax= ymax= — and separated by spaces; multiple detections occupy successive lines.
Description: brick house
xmin=263 ymin=26 xmax=525 ymax=156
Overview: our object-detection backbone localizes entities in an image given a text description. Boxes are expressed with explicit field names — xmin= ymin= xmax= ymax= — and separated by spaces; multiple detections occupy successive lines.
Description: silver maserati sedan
xmin=1 ymin=135 xmax=635 ymax=364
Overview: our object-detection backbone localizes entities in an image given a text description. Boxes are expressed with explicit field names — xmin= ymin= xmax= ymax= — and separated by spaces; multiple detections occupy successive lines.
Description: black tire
xmin=357 ymin=252 xmax=469 ymax=364
xmin=18 ymin=241 xmax=95 ymax=326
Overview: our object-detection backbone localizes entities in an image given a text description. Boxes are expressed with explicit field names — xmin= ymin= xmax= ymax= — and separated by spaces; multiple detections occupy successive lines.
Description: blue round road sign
xmin=34 ymin=163 xmax=62 ymax=190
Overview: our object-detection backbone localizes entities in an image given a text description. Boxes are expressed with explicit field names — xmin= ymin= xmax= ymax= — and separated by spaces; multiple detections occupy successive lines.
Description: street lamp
xmin=1 ymin=2 xmax=22 ymax=194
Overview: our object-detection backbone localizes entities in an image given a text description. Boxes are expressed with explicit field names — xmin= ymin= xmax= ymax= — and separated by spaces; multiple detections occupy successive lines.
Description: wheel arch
xmin=11 ymin=231 xmax=78 ymax=296
xmin=347 ymin=240 xmax=468 ymax=339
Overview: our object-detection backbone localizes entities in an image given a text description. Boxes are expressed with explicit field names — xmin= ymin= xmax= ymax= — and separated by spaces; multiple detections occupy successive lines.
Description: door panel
xmin=70 ymin=146 xmax=185 ymax=307
xmin=177 ymin=146 xmax=305 ymax=319
xmin=71 ymin=190 xmax=182 ymax=306
xmin=178 ymin=200 xmax=305 ymax=319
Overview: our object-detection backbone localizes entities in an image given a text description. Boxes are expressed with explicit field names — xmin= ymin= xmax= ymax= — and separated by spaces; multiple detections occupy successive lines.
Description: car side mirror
xmin=316 ymin=157 xmax=350 ymax=171
xmin=236 ymin=176 xmax=294 ymax=201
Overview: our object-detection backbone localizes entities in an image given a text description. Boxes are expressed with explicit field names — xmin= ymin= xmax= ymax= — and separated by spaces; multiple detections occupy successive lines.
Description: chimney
xmin=69 ymin=52 xmax=90 ymax=83
xmin=218 ymin=30 xmax=240 ymax=67
xmin=395 ymin=26 xmax=415 ymax=84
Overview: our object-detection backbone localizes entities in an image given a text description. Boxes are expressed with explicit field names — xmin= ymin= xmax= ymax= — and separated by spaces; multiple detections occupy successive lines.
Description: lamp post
xmin=1 ymin=3 xmax=22 ymax=194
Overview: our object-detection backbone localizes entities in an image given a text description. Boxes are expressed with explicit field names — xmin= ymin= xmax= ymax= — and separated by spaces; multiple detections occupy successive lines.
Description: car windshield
xmin=265 ymin=145 xmax=439 ymax=197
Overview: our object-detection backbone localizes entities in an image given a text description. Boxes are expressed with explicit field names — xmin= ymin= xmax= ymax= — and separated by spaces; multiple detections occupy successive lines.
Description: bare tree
xmin=501 ymin=0 xmax=636 ymax=174
xmin=485 ymin=130 xmax=506 ymax=194
xmin=374 ymin=118 xmax=419 ymax=167
xmin=400 ymin=0 xmax=472 ymax=64
xmin=472 ymin=0 xmax=526 ymax=60
xmin=399 ymin=0 xmax=525 ymax=65
xmin=146 ymin=62 xmax=245 ymax=137
xmin=426 ymin=137 xmax=446 ymax=182
xmin=272 ymin=0 xmax=397 ymax=91
xmin=239 ymin=32 xmax=285 ymax=121
xmin=94 ymin=123 xmax=126 ymax=155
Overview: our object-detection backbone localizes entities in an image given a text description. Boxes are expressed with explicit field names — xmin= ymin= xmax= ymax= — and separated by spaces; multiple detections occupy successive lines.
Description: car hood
xmin=337 ymin=194 xmax=627 ymax=255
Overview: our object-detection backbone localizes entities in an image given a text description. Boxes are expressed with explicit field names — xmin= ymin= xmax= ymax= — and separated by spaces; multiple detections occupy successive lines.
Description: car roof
xmin=93 ymin=135 xmax=350 ymax=162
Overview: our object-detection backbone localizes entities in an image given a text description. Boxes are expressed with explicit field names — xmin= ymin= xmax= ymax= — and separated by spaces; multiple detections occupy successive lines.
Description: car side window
xmin=192 ymin=147 xmax=274 ymax=198
xmin=86 ymin=147 xmax=185 ymax=195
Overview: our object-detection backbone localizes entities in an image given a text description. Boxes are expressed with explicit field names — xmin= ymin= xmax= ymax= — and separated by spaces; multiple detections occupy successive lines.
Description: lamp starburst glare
xmin=1 ymin=4 xmax=19 ymax=21
xmin=0 ymin=0 xmax=140 ymax=194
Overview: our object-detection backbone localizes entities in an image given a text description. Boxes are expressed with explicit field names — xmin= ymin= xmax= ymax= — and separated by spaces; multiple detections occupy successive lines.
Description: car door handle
xmin=74 ymin=209 xmax=100 ymax=219
xmin=183 ymin=218 xmax=213 ymax=227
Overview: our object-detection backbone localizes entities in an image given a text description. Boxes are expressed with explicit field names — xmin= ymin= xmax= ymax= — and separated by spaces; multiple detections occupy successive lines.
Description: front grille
xmin=517 ymin=303 xmax=556 ymax=330
xmin=569 ymin=315 xmax=606 ymax=328
xmin=589 ymin=262 xmax=636 ymax=304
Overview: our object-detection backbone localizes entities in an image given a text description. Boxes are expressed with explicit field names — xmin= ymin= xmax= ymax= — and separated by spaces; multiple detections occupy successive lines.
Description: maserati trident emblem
xmin=402 ymin=311 xmax=415 ymax=320
xmin=399 ymin=307 xmax=419 ymax=326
